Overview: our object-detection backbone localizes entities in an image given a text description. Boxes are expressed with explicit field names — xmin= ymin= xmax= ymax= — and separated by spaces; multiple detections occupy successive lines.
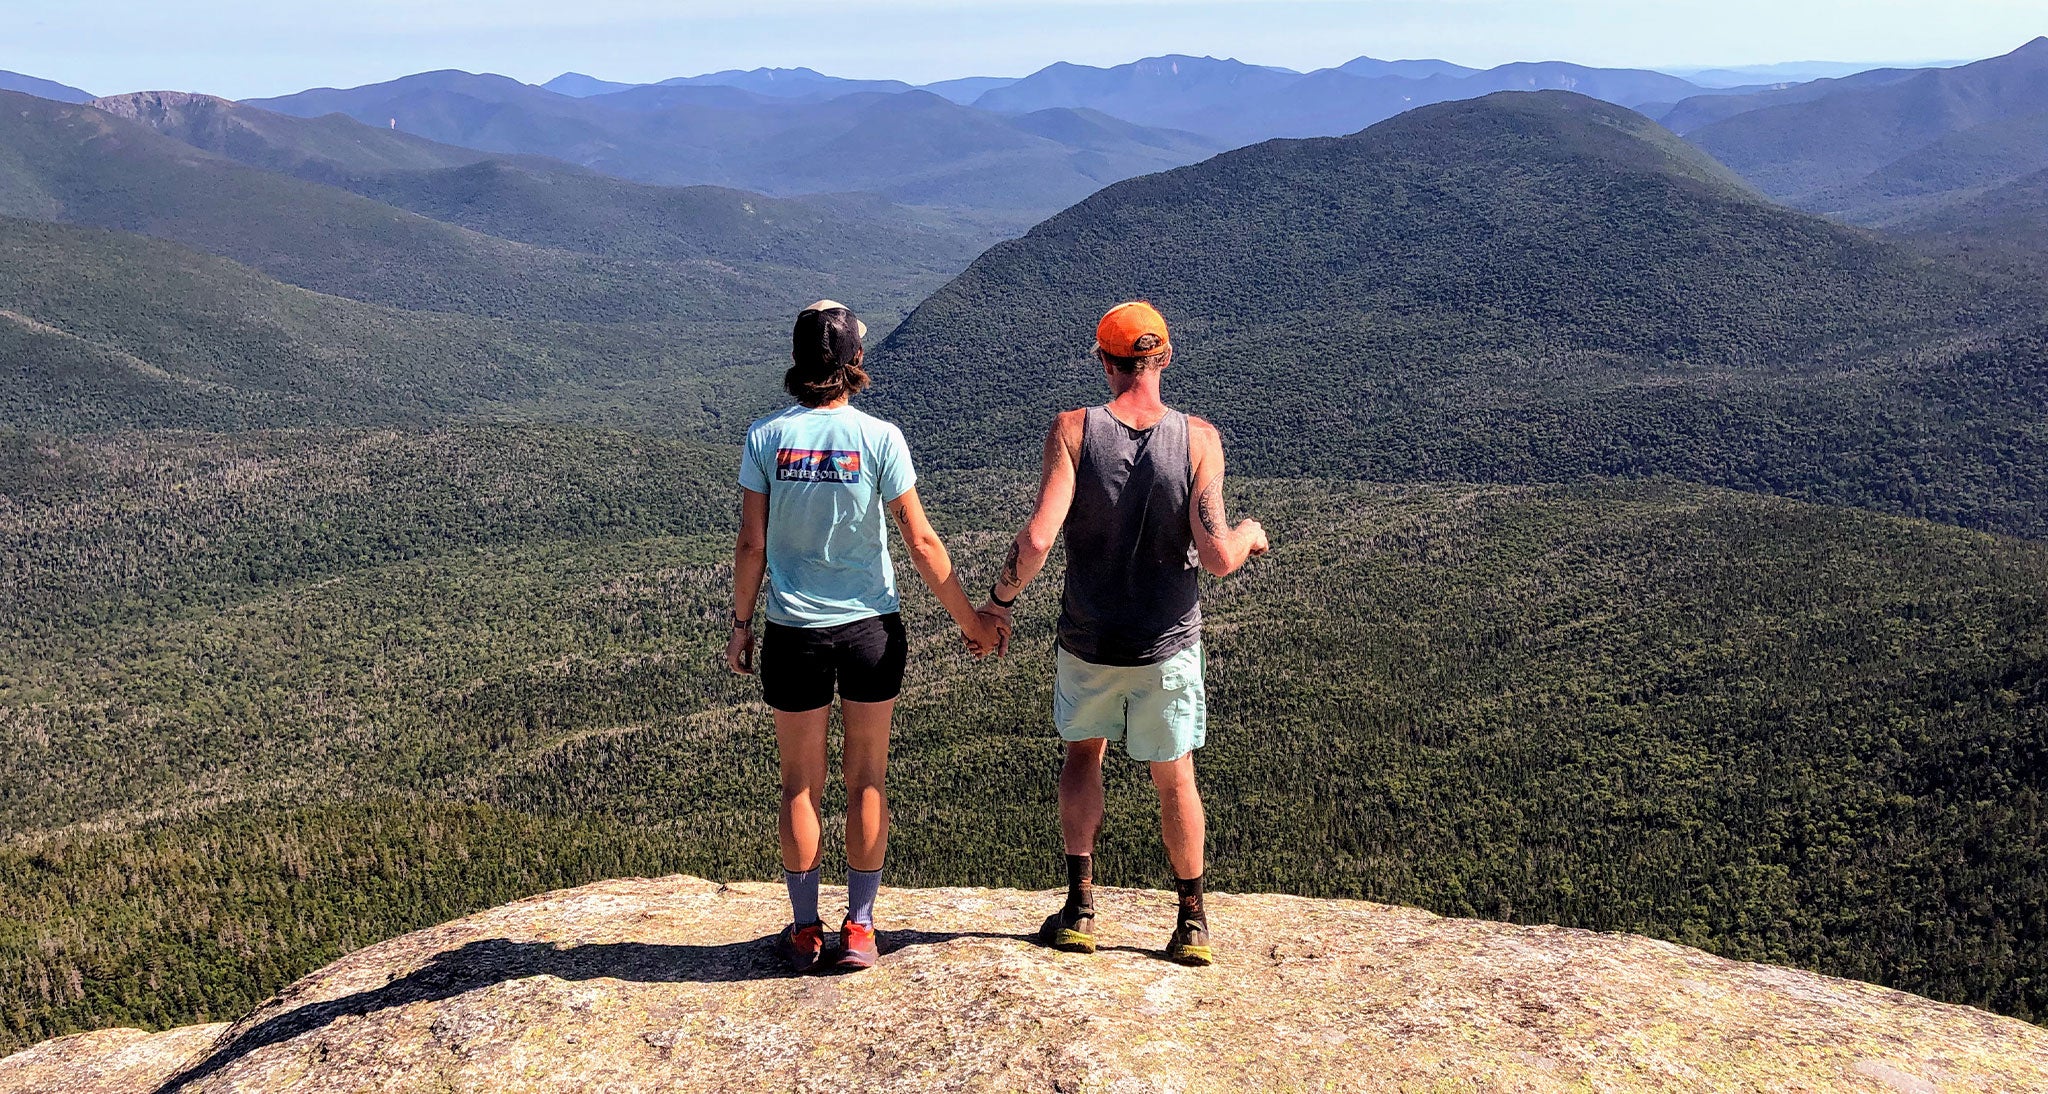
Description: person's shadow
xmin=153 ymin=927 xmax=1025 ymax=1093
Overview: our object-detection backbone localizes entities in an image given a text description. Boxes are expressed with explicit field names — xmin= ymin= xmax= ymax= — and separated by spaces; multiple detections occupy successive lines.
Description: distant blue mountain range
xmin=0 ymin=70 xmax=93 ymax=103
xmin=538 ymin=53 xmax=1757 ymax=148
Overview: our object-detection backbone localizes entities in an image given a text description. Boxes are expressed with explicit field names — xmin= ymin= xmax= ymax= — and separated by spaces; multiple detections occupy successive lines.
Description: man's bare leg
xmin=1148 ymin=752 xmax=1205 ymax=879
xmin=1045 ymin=738 xmax=1109 ymax=951
xmin=1060 ymin=737 xmax=1109 ymax=856
xmin=1151 ymin=751 xmax=1212 ymax=965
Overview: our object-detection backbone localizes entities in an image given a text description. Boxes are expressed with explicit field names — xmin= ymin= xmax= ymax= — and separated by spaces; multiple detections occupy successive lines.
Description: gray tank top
xmin=1056 ymin=405 xmax=1202 ymax=666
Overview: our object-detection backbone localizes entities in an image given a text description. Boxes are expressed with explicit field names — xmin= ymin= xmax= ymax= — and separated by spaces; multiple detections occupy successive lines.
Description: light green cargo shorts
xmin=1053 ymin=643 xmax=1207 ymax=763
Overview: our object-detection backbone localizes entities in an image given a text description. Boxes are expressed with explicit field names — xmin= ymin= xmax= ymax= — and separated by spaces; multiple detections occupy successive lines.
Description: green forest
xmin=4 ymin=426 xmax=2044 ymax=1050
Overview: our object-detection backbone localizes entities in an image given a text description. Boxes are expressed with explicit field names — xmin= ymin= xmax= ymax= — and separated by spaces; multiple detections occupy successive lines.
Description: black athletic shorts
xmin=760 ymin=612 xmax=908 ymax=712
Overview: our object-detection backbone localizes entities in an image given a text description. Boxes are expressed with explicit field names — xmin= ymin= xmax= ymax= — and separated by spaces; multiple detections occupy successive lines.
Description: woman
xmin=727 ymin=299 xmax=998 ymax=973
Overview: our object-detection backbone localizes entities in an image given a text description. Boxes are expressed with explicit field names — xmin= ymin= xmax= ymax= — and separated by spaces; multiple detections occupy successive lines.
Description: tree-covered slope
xmin=1686 ymin=38 xmax=2048 ymax=200
xmin=1655 ymin=66 xmax=1929 ymax=135
xmin=870 ymin=90 xmax=2048 ymax=535
xmin=1899 ymin=166 xmax=2048 ymax=282
xmin=0 ymin=91 xmax=779 ymax=323
xmin=0 ymin=91 xmax=994 ymax=435
xmin=89 ymin=90 xmax=997 ymax=286
xmin=89 ymin=90 xmax=521 ymax=178
xmin=1794 ymin=109 xmax=2048 ymax=226
xmin=2 ymin=427 xmax=2044 ymax=1048
xmin=347 ymin=162 xmax=995 ymax=284
xmin=0 ymin=216 xmax=790 ymax=434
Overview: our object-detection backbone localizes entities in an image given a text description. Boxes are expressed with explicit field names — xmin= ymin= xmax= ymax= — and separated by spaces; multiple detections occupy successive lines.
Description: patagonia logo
xmin=776 ymin=448 xmax=862 ymax=484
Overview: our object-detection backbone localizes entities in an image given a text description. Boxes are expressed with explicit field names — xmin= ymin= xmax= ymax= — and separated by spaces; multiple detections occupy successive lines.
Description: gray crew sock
xmin=847 ymin=867 xmax=883 ymax=926
xmin=785 ymin=867 xmax=821 ymax=926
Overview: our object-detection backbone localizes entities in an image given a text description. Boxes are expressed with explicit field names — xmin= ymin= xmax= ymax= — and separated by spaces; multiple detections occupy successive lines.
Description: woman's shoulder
xmin=745 ymin=404 xmax=808 ymax=438
xmin=846 ymin=405 xmax=908 ymax=443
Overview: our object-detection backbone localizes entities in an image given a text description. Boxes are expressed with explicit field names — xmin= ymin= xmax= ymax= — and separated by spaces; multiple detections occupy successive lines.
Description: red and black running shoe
xmin=775 ymin=921 xmax=826 ymax=974
xmin=835 ymin=918 xmax=879 ymax=971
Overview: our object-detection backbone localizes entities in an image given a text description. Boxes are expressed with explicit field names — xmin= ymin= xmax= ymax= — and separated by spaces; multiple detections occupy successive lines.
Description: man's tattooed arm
xmin=998 ymin=540 xmax=1023 ymax=590
xmin=1197 ymin=478 xmax=1227 ymax=538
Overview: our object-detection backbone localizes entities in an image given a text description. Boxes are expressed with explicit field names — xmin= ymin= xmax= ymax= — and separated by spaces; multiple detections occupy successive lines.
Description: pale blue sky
xmin=8 ymin=0 xmax=2042 ymax=98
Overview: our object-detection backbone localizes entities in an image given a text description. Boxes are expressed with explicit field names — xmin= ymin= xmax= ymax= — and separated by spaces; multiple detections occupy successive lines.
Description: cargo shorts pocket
xmin=1139 ymin=645 xmax=1206 ymax=760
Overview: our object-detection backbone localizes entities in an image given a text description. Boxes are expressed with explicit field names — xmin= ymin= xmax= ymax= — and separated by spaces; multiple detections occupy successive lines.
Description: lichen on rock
xmin=4 ymin=875 xmax=2045 ymax=1092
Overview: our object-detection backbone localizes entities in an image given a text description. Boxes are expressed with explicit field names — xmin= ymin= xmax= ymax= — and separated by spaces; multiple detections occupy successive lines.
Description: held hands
xmin=961 ymin=608 xmax=1003 ymax=658
xmin=976 ymin=602 xmax=1014 ymax=658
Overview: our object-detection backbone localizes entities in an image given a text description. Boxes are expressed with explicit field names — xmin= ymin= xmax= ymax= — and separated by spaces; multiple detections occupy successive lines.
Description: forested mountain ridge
xmin=0 ymin=90 xmax=986 ymax=327
xmin=970 ymin=54 xmax=1718 ymax=147
xmin=1795 ymin=109 xmax=2048 ymax=228
xmin=90 ymin=89 xmax=535 ymax=179
xmin=0 ymin=89 xmax=1002 ymax=438
xmin=0 ymin=90 xmax=786 ymax=323
xmin=242 ymin=71 xmax=1221 ymax=217
xmin=87 ymin=90 xmax=996 ymax=288
xmin=654 ymin=66 xmax=917 ymax=99
xmin=1654 ymin=66 xmax=1929 ymax=134
xmin=0 ymin=215 xmax=811 ymax=435
xmin=1685 ymin=37 xmax=2048 ymax=211
xmin=872 ymin=90 xmax=2048 ymax=536
xmin=3 ymin=427 xmax=2046 ymax=1050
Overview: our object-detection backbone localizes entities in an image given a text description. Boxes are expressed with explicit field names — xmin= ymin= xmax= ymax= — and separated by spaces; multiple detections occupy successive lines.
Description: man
xmin=980 ymin=300 xmax=1269 ymax=966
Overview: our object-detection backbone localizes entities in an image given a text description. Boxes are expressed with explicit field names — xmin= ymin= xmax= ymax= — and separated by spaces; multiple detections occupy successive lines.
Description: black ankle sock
xmin=1175 ymin=873 xmax=1206 ymax=927
xmin=1065 ymin=854 xmax=1094 ymax=914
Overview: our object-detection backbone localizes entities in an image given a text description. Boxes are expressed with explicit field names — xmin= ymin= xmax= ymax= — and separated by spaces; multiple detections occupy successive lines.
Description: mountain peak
xmin=90 ymin=89 xmax=237 ymax=116
xmin=1364 ymin=90 xmax=1754 ymax=192
xmin=4 ymin=875 xmax=2043 ymax=1092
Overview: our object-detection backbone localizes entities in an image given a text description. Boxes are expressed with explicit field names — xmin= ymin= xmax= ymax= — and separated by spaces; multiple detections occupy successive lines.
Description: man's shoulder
xmin=1046 ymin=408 xmax=1088 ymax=450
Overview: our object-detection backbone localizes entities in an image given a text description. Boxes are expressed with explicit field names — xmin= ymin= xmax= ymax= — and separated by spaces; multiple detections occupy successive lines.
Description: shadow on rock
xmin=154 ymin=928 xmax=1025 ymax=1092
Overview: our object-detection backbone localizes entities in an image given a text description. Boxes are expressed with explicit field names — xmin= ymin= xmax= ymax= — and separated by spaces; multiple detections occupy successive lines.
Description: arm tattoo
xmin=1198 ymin=479 xmax=1226 ymax=537
xmin=999 ymin=540 xmax=1022 ymax=588
xmin=891 ymin=501 xmax=912 ymax=530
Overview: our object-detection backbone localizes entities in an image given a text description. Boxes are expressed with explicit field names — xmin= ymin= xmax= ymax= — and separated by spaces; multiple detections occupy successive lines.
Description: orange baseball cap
xmin=1096 ymin=301 xmax=1171 ymax=357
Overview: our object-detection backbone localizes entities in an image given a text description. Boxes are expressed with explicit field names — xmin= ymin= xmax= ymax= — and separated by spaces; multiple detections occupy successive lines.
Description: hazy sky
xmin=8 ymin=0 xmax=2042 ymax=98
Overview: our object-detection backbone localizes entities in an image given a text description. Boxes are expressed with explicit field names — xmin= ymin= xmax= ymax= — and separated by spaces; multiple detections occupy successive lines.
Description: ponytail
xmin=785 ymin=355 xmax=871 ymax=407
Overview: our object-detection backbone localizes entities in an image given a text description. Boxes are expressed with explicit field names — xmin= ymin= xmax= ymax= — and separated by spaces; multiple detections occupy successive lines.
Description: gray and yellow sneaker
xmin=1038 ymin=904 xmax=1097 ymax=954
xmin=1166 ymin=917 xmax=1212 ymax=966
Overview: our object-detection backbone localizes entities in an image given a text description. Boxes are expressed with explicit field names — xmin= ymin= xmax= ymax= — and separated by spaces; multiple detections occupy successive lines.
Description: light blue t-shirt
xmin=739 ymin=403 xmax=918 ymax=628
